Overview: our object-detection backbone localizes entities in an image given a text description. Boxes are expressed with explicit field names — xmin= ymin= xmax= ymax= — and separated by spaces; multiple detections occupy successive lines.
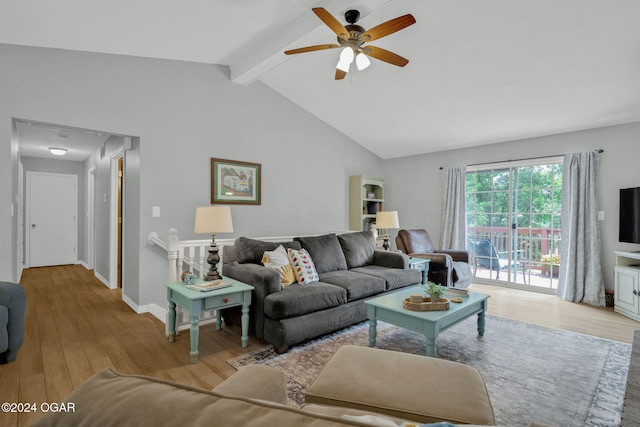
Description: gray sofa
xmin=222 ymin=231 xmax=422 ymax=352
xmin=0 ymin=281 xmax=26 ymax=364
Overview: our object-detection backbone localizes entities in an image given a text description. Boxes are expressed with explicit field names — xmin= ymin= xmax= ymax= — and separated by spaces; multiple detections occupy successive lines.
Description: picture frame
xmin=210 ymin=158 xmax=261 ymax=205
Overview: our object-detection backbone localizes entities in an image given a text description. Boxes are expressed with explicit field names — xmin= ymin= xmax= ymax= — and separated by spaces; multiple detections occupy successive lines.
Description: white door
xmin=27 ymin=172 xmax=78 ymax=267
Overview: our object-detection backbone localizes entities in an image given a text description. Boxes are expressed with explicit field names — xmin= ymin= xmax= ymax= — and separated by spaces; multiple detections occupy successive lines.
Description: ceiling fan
xmin=284 ymin=7 xmax=416 ymax=80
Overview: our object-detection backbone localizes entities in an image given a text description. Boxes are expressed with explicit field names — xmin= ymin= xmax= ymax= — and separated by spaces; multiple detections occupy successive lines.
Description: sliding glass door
xmin=465 ymin=160 xmax=563 ymax=291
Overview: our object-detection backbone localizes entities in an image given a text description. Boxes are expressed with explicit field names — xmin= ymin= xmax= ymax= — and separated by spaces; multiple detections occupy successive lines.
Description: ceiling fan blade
xmin=312 ymin=7 xmax=351 ymax=40
xmin=362 ymin=45 xmax=409 ymax=67
xmin=361 ymin=14 xmax=416 ymax=42
xmin=284 ymin=44 xmax=341 ymax=55
xmin=335 ymin=68 xmax=347 ymax=80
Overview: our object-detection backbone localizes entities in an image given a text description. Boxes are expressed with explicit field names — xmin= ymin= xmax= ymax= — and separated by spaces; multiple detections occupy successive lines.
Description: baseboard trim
xmin=122 ymin=294 xmax=150 ymax=314
xmin=149 ymin=303 xmax=166 ymax=323
xmin=94 ymin=271 xmax=110 ymax=288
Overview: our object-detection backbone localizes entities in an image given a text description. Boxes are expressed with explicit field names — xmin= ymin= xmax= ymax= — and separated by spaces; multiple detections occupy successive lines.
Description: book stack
xmin=186 ymin=280 xmax=233 ymax=292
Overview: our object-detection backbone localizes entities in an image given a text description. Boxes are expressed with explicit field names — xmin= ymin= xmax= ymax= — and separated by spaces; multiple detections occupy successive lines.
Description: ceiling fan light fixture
xmin=285 ymin=8 xmax=415 ymax=80
xmin=49 ymin=147 xmax=67 ymax=156
xmin=356 ymin=52 xmax=371 ymax=70
xmin=336 ymin=58 xmax=351 ymax=72
xmin=339 ymin=47 xmax=355 ymax=64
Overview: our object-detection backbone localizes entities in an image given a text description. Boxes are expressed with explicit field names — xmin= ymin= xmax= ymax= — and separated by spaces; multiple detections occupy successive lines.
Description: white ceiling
xmin=3 ymin=0 xmax=640 ymax=159
xmin=16 ymin=120 xmax=111 ymax=162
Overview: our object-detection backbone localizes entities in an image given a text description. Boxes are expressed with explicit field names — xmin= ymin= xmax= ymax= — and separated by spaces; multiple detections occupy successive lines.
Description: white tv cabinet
xmin=614 ymin=251 xmax=640 ymax=322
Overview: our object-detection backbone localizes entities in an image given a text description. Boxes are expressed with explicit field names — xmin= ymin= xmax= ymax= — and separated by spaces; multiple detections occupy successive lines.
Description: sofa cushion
xmin=264 ymin=282 xmax=347 ymax=320
xmin=351 ymin=265 xmax=421 ymax=291
xmin=295 ymin=234 xmax=348 ymax=274
xmin=0 ymin=305 xmax=8 ymax=352
xmin=262 ymin=245 xmax=296 ymax=287
xmin=337 ymin=231 xmax=376 ymax=268
xmin=33 ymin=369 xmax=375 ymax=427
xmin=235 ymin=237 xmax=301 ymax=264
xmin=287 ymin=248 xmax=319 ymax=284
xmin=213 ymin=365 xmax=288 ymax=405
xmin=305 ymin=345 xmax=496 ymax=426
xmin=319 ymin=270 xmax=386 ymax=301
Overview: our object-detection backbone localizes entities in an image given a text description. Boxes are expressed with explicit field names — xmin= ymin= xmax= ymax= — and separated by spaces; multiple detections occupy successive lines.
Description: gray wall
xmin=383 ymin=122 xmax=640 ymax=291
xmin=1 ymin=44 xmax=382 ymax=310
xmin=123 ymin=138 xmax=141 ymax=305
xmin=82 ymin=135 xmax=126 ymax=284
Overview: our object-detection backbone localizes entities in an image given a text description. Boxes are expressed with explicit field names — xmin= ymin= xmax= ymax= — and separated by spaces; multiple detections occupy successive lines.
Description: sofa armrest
xmin=223 ymin=262 xmax=281 ymax=295
xmin=0 ymin=282 xmax=26 ymax=364
xmin=408 ymin=252 xmax=450 ymax=267
xmin=435 ymin=249 xmax=469 ymax=263
xmin=222 ymin=261 xmax=281 ymax=339
xmin=213 ymin=365 xmax=288 ymax=405
xmin=372 ymin=250 xmax=409 ymax=269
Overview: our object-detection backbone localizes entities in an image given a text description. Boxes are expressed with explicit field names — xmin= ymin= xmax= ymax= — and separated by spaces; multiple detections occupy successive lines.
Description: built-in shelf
xmin=349 ymin=175 xmax=384 ymax=232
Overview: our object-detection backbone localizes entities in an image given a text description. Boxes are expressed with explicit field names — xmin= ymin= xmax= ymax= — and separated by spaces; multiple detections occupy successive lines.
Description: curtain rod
xmin=439 ymin=149 xmax=604 ymax=170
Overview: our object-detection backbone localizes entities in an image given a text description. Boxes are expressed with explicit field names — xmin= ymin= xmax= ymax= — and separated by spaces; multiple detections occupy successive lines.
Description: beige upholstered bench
xmin=305 ymin=345 xmax=496 ymax=425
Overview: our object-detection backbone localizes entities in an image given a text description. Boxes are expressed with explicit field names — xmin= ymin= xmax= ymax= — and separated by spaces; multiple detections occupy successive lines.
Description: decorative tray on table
xmin=402 ymin=297 xmax=450 ymax=311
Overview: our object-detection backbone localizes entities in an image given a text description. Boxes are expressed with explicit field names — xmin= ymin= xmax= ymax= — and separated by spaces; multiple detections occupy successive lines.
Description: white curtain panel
xmin=440 ymin=165 xmax=467 ymax=250
xmin=557 ymin=152 xmax=605 ymax=306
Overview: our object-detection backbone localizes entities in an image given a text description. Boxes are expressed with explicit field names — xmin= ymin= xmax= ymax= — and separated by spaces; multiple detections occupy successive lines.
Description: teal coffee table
xmin=165 ymin=277 xmax=253 ymax=363
xmin=365 ymin=285 xmax=489 ymax=357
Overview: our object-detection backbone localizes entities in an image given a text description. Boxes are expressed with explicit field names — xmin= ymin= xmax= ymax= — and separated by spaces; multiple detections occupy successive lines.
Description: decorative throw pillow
xmin=261 ymin=245 xmax=296 ymax=288
xmin=287 ymin=248 xmax=319 ymax=285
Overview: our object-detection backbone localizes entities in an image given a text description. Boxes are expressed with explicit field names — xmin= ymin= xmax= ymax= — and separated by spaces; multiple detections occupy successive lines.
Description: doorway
xmin=26 ymin=172 xmax=78 ymax=267
xmin=109 ymin=150 xmax=124 ymax=289
xmin=465 ymin=159 xmax=563 ymax=292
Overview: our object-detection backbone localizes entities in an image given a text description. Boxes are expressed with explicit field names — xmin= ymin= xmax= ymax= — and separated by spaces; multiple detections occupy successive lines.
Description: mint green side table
xmin=408 ymin=257 xmax=430 ymax=285
xmin=165 ymin=277 xmax=254 ymax=363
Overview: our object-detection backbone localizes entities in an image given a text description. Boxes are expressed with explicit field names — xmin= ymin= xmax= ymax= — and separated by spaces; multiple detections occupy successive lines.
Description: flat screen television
xmin=619 ymin=187 xmax=640 ymax=244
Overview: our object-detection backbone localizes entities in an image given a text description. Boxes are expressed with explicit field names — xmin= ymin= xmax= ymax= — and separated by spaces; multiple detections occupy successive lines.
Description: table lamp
xmin=375 ymin=211 xmax=400 ymax=250
xmin=194 ymin=206 xmax=234 ymax=281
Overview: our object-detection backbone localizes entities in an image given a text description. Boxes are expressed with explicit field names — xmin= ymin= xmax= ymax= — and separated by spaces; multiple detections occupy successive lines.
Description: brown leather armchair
xmin=396 ymin=229 xmax=469 ymax=287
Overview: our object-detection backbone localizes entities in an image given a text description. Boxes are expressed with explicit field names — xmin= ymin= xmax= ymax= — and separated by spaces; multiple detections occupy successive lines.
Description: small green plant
xmin=422 ymin=281 xmax=446 ymax=300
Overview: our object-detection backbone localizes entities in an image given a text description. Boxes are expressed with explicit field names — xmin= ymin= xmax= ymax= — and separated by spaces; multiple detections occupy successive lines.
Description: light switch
xmin=597 ymin=211 xmax=604 ymax=221
xmin=152 ymin=206 xmax=160 ymax=218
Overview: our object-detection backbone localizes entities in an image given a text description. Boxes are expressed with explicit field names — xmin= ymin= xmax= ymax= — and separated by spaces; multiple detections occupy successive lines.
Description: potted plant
xmin=422 ymin=281 xmax=446 ymax=303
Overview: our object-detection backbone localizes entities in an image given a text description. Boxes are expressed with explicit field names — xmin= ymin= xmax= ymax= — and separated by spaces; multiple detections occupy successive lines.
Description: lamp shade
xmin=194 ymin=206 xmax=234 ymax=234
xmin=376 ymin=211 xmax=400 ymax=229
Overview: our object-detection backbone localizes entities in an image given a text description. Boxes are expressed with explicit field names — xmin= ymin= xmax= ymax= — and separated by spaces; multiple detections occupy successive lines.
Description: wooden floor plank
xmin=40 ymin=344 xmax=74 ymax=401
xmin=468 ymin=283 xmax=640 ymax=343
xmin=0 ymin=264 xmax=638 ymax=427
xmin=17 ymin=373 xmax=46 ymax=427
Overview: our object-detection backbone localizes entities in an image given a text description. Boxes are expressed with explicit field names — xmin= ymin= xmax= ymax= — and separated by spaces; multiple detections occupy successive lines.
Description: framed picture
xmin=211 ymin=158 xmax=261 ymax=205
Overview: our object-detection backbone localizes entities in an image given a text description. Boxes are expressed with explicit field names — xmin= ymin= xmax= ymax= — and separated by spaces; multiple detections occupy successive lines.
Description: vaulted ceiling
xmin=3 ymin=0 xmax=640 ymax=159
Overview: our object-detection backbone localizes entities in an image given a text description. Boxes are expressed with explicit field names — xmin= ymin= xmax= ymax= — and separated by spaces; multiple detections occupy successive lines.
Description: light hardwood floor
xmin=1 ymin=264 xmax=638 ymax=426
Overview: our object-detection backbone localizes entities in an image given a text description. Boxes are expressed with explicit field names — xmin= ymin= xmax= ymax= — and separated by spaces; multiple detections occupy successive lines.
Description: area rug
xmin=227 ymin=315 xmax=632 ymax=426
